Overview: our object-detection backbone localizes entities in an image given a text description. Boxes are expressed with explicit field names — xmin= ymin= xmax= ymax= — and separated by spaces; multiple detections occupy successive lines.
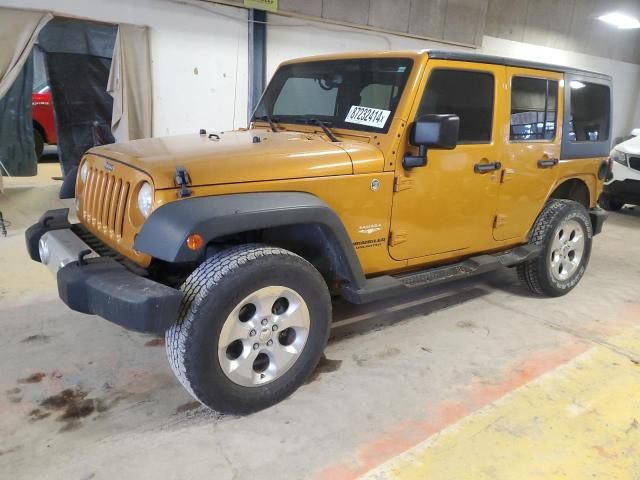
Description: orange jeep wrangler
xmin=27 ymin=51 xmax=611 ymax=414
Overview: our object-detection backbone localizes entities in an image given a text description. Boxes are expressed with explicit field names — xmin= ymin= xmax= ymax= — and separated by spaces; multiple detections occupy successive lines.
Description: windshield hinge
xmin=394 ymin=176 xmax=413 ymax=192
xmin=175 ymin=166 xmax=192 ymax=198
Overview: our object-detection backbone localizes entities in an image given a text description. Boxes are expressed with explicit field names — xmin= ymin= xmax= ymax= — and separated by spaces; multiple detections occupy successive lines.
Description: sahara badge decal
xmin=358 ymin=223 xmax=382 ymax=235
xmin=354 ymin=223 xmax=385 ymax=249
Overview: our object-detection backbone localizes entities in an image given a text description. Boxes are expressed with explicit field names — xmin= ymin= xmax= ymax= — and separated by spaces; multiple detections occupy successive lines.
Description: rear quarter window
xmin=568 ymin=81 xmax=610 ymax=142
xmin=560 ymin=75 xmax=611 ymax=159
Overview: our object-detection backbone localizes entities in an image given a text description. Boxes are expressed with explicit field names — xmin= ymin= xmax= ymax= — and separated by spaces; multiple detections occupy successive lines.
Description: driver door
xmin=389 ymin=61 xmax=507 ymax=262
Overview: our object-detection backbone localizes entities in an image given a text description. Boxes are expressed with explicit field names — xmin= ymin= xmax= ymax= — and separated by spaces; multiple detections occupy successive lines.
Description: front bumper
xmin=603 ymin=179 xmax=640 ymax=205
xmin=25 ymin=209 xmax=182 ymax=334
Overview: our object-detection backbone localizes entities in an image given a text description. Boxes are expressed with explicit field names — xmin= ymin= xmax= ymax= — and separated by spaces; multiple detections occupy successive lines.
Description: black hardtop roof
xmin=426 ymin=50 xmax=611 ymax=82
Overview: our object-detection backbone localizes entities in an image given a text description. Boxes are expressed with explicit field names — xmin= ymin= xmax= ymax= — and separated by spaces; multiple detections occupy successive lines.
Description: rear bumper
xmin=25 ymin=209 xmax=182 ymax=334
xmin=589 ymin=207 xmax=607 ymax=236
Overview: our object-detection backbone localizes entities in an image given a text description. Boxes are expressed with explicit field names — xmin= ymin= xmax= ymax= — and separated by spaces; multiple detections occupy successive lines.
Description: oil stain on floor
xmin=26 ymin=386 xmax=121 ymax=432
xmin=17 ymin=372 xmax=46 ymax=384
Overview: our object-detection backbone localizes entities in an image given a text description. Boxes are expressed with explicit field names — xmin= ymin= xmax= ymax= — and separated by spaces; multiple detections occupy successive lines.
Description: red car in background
xmin=32 ymin=84 xmax=57 ymax=159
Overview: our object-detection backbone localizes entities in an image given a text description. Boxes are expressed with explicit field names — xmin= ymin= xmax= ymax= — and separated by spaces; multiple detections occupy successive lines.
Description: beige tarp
xmin=0 ymin=8 xmax=52 ymax=100
xmin=107 ymin=24 xmax=153 ymax=142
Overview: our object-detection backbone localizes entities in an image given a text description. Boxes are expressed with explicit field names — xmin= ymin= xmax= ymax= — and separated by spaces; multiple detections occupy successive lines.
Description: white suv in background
xmin=600 ymin=130 xmax=640 ymax=211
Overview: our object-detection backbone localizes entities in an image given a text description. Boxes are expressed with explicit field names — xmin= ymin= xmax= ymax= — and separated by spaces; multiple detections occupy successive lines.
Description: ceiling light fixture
xmin=598 ymin=12 xmax=640 ymax=29
xmin=569 ymin=80 xmax=586 ymax=89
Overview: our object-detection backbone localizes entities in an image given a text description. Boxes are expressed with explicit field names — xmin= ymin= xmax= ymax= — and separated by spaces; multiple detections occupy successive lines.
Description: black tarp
xmin=38 ymin=18 xmax=117 ymax=176
xmin=0 ymin=52 xmax=36 ymax=177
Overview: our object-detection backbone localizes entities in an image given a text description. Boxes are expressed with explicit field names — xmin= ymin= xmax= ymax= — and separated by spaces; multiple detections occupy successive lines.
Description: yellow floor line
xmin=362 ymin=326 xmax=640 ymax=480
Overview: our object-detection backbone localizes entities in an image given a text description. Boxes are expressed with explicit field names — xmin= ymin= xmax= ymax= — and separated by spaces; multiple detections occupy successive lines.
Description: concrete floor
xmin=1 ymin=163 xmax=639 ymax=479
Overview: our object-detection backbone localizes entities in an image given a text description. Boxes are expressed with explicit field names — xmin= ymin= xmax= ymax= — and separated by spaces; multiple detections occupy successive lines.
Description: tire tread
xmin=165 ymin=244 xmax=317 ymax=410
xmin=517 ymin=199 xmax=590 ymax=296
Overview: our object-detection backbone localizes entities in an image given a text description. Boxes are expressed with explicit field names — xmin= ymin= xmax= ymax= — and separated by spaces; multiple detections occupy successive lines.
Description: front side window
xmin=510 ymin=76 xmax=558 ymax=141
xmin=417 ymin=69 xmax=494 ymax=143
xmin=254 ymin=58 xmax=413 ymax=133
xmin=568 ymin=81 xmax=610 ymax=142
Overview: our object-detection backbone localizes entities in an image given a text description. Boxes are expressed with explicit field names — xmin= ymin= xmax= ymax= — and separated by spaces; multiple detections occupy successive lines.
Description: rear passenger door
xmin=493 ymin=68 xmax=562 ymax=241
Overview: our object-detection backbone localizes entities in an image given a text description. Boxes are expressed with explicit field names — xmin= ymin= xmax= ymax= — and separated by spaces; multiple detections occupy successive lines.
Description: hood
xmin=615 ymin=135 xmax=640 ymax=156
xmin=89 ymin=130 xmax=383 ymax=189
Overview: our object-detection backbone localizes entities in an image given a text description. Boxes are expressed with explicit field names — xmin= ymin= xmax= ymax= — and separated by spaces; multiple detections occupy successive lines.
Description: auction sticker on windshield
xmin=345 ymin=106 xmax=390 ymax=128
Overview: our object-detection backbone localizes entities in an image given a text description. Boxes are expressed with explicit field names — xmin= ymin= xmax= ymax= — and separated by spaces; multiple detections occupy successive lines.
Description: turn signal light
xmin=186 ymin=233 xmax=204 ymax=251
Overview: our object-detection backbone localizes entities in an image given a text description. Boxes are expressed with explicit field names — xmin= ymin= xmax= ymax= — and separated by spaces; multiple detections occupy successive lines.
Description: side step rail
xmin=341 ymin=244 xmax=541 ymax=304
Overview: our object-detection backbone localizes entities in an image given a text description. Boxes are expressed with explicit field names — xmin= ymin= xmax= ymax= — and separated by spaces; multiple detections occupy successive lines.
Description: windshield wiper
xmin=253 ymin=114 xmax=279 ymax=132
xmin=309 ymin=118 xmax=339 ymax=142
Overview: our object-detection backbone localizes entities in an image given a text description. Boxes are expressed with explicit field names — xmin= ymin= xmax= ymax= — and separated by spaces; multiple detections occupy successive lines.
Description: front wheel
xmin=166 ymin=244 xmax=331 ymax=414
xmin=517 ymin=200 xmax=593 ymax=297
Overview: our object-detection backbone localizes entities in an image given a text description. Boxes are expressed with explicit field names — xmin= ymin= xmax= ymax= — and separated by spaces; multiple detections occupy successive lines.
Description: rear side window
xmin=418 ymin=69 xmax=494 ymax=143
xmin=510 ymin=77 xmax=558 ymax=141
xmin=568 ymin=81 xmax=610 ymax=142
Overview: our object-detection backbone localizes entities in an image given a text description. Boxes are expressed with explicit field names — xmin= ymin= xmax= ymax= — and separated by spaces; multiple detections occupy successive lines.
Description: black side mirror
xmin=403 ymin=114 xmax=460 ymax=169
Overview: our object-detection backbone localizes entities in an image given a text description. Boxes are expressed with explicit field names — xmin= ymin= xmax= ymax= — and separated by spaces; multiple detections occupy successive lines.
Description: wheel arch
xmin=135 ymin=192 xmax=366 ymax=289
xmin=548 ymin=177 xmax=592 ymax=209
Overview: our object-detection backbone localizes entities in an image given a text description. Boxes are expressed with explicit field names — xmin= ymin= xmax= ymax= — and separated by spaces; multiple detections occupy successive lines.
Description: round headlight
xmin=137 ymin=182 xmax=153 ymax=218
xmin=79 ymin=162 xmax=89 ymax=183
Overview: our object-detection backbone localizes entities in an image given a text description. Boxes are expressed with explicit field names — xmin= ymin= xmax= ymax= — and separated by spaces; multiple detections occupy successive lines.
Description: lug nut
xmin=267 ymin=339 xmax=273 ymax=346
xmin=253 ymin=343 xmax=259 ymax=350
xmin=272 ymin=324 xmax=278 ymax=332
xmin=261 ymin=318 xmax=268 ymax=326
xmin=249 ymin=329 xmax=256 ymax=337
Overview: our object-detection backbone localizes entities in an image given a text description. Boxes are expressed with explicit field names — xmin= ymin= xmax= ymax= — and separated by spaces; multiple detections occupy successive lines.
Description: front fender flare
xmin=134 ymin=192 xmax=366 ymax=288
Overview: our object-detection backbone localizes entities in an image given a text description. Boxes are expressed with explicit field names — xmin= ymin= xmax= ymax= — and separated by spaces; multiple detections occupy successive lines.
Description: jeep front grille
xmin=629 ymin=156 xmax=640 ymax=172
xmin=81 ymin=166 xmax=130 ymax=239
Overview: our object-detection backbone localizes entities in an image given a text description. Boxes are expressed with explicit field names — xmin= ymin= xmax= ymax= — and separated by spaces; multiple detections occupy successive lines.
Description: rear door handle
xmin=537 ymin=158 xmax=559 ymax=168
xmin=474 ymin=162 xmax=502 ymax=174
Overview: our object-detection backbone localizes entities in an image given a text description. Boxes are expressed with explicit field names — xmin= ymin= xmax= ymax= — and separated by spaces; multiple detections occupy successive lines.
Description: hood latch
xmin=175 ymin=166 xmax=192 ymax=198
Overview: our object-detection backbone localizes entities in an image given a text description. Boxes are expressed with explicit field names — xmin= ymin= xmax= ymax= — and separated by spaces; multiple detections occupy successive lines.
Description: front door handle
xmin=537 ymin=158 xmax=559 ymax=168
xmin=474 ymin=161 xmax=502 ymax=174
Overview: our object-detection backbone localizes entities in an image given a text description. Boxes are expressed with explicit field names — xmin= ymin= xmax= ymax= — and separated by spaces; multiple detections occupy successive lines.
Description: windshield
xmin=253 ymin=58 xmax=413 ymax=133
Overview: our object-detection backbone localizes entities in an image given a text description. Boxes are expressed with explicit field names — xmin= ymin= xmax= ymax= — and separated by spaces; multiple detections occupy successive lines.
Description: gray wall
xmin=225 ymin=0 xmax=640 ymax=64
xmin=486 ymin=0 xmax=640 ymax=64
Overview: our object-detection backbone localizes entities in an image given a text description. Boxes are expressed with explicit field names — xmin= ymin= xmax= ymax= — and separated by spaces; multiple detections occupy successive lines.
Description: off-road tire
xmin=599 ymin=195 xmax=624 ymax=212
xmin=34 ymin=129 xmax=44 ymax=160
xmin=517 ymin=200 xmax=593 ymax=297
xmin=165 ymin=244 xmax=331 ymax=414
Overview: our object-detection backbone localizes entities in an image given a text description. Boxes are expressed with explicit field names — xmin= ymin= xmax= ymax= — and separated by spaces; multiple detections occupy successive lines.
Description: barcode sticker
xmin=345 ymin=106 xmax=390 ymax=128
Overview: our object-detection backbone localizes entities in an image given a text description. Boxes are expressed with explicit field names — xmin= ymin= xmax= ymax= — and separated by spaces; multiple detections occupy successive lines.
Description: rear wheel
xmin=517 ymin=200 xmax=593 ymax=297
xmin=165 ymin=244 xmax=331 ymax=414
